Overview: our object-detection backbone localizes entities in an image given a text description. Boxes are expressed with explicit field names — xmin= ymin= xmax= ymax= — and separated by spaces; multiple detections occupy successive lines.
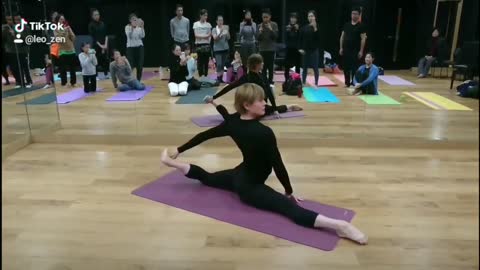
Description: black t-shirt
xmin=342 ymin=22 xmax=366 ymax=51
xmin=88 ymin=21 xmax=107 ymax=45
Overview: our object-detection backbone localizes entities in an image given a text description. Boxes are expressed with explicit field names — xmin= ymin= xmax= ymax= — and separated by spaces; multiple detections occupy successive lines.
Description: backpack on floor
xmin=282 ymin=72 xmax=303 ymax=96
xmin=457 ymin=80 xmax=479 ymax=99
xmin=188 ymin=78 xmax=202 ymax=91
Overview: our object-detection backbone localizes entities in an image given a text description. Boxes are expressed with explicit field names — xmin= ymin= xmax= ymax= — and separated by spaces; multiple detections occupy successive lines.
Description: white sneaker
xmin=42 ymin=84 xmax=51 ymax=89
xmin=14 ymin=85 xmax=21 ymax=89
xmin=26 ymin=84 xmax=32 ymax=88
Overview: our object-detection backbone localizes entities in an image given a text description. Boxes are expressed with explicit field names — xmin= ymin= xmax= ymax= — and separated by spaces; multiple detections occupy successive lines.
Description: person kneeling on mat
xmin=110 ymin=50 xmax=145 ymax=91
xmin=161 ymin=83 xmax=368 ymax=245
xmin=349 ymin=52 xmax=379 ymax=96
xmin=204 ymin=53 xmax=302 ymax=117
xmin=168 ymin=44 xmax=189 ymax=96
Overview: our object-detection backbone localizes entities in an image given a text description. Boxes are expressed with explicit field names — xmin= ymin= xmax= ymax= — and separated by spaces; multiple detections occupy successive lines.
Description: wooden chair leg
xmin=450 ymin=70 xmax=456 ymax=89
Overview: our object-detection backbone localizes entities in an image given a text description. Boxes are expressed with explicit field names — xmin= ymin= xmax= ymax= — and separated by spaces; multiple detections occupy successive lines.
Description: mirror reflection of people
xmin=54 ymin=14 xmax=77 ymax=87
xmin=349 ymin=52 xmax=379 ymax=96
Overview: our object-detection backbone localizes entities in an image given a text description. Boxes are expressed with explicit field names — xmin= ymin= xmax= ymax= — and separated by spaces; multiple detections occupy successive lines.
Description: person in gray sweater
xmin=110 ymin=50 xmax=145 ymax=91
xmin=170 ymin=4 xmax=190 ymax=50
xmin=78 ymin=43 xmax=98 ymax=93
xmin=212 ymin=15 xmax=230 ymax=82
xmin=257 ymin=9 xmax=278 ymax=84
xmin=239 ymin=10 xmax=256 ymax=73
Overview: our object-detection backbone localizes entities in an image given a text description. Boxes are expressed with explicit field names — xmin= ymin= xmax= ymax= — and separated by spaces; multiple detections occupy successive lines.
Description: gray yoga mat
xmin=175 ymin=88 xmax=218 ymax=104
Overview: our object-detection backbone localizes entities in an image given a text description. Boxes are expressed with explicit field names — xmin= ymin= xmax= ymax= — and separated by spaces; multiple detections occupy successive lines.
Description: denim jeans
xmin=118 ymin=80 xmax=145 ymax=91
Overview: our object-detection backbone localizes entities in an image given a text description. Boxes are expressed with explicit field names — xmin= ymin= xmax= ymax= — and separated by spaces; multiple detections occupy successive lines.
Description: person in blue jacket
xmin=350 ymin=52 xmax=378 ymax=95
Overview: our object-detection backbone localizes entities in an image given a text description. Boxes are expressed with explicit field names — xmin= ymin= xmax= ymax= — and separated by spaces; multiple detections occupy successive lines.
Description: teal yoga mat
xmin=175 ymin=88 xmax=218 ymax=104
xmin=303 ymin=87 xmax=340 ymax=103
xmin=17 ymin=92 xmax=57 ymax=105
xmin=2 ymin=85 xmax=43 ymax=98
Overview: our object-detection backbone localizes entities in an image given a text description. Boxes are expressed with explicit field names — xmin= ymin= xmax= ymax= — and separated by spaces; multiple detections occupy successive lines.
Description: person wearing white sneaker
xmin=162 ymin=83 xmax=368 ymax=245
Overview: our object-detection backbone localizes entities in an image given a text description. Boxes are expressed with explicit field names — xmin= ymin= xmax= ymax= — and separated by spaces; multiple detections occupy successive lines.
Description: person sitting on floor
xmin=168 ymin=44 xmax=189 ymax=96
xmin=184 ymin=44 xmax=201 ymax=90
xmin=224 ymin=50 xmax=244 ymax=83
xmin=110 ymin=50 xmax=145 ymax=91
xmin=349 ymin=52 xmax=379 ymax=96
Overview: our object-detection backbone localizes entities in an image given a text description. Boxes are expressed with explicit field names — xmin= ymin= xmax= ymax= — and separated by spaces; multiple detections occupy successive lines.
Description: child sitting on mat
xmin=349 ymin=52 xmax=379 ymax=96
xmin=78 ymin=42 xmax=98 ymax=93
xmin=110 ymin=50 xmax=145 ymax=91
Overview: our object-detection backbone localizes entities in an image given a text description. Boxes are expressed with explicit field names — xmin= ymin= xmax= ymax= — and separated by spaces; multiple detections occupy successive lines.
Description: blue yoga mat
xmin=2 ymin=85 xmax=43 ymax=98
xmin=303 ymin=87 xmax=340 ymax=103
xmin=17 ymin=92 xmax=56 ymax=105
xmin=175 ymin=88 xmax=218 ymax=104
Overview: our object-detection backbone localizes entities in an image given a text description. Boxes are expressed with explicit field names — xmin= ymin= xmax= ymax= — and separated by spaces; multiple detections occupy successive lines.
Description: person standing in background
xmin=257 ymin=9 xmax=278 ymax=85
xmin=299 ymin=10 xmax=321 ymax=87
xmin=170 ymin=4 xmax=190 ymax=50
xmin=212 ymin=15 xmax=230 ymax=83
xmin=89 ymin=8 xmax=110 ymax=79
xmin=54 ymin=14 xmax=77 ymax=87
xmin=239 ymin=10 xmax=256 ymax=73
xmin=2 ymin=14 xmax=16 ymax=87
xmin=125 ymin=13 xmax=145 ymax=81
xmin=13 ymin=14 xmax=33 ymax=88
xmin=339 ymin=6 xmax=367 ymax=87
xmin=284 ymin=12 xmax=301 ymax=82
xmin=193 ymin=9 xmax=212 ymax=78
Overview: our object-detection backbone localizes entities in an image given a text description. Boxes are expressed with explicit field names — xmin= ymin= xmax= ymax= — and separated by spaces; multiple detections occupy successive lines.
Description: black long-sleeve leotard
xmin=177 ymin=104 xmax=293 ymax=194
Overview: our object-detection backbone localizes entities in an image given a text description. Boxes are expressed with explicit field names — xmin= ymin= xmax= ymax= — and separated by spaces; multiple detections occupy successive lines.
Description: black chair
xmin=274 ymin=43 xmax=286 ymax=71
xmin=450 ymin=41 xmax=479 ymax=89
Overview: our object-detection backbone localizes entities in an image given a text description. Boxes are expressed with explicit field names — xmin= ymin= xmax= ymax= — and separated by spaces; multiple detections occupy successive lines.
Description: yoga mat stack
xmin=132 ymin=170 xmax=356 ymax=251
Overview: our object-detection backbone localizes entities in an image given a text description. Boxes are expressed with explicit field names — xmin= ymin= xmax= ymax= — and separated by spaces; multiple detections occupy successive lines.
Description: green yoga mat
xmin=2 ymin=85 xmax=43 ymax=98
xmin=358 ymin=92 xmax=401 ymax=105
xmin=175 ymin=88 xmax=218 ymax=104
xmin=17 ymin=92 xmax=56 ymax=105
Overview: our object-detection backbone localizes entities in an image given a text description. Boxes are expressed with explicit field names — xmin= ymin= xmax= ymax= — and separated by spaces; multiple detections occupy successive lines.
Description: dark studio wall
xmin=2 ymin=0 xmax=478 ymax=69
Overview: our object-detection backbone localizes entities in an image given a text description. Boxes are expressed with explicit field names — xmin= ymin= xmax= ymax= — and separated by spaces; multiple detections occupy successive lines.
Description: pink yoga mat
xmin=132 ymin=170 xmax=355 ymax=251
xmin=306 ymin=76 xmax=337 ymax=86
xmin=273 ymin=74 xmax=286 ymax=83
xmin=57 ymin=88 xmax=103 ymax=104
xmin=191 ymin=111 xmax=305 ymax=127
xmin=378 ymin=75 xmax=415 ymax=86
xmin=333 ymin=74 xmax=345 ymax=84
xmin=106 ymin=86 xmax=154 ymax=101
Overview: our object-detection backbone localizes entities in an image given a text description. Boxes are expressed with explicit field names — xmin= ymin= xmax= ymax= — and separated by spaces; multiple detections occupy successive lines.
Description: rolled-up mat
xmin=404 ymin=92 xmax=472 ymax=111
xmin=57 ymin=88 xmax=103 ymax=104
xmin=303 ymin=87 xmax=340 ymax=103
xmin=106 ymin=86 xmax=154 ymax=102
xmin=2 ymin=85 xmax=43 ymax=98
xmin=306 ymin=76 xmax=337 ymax=86
xmin=191 ymin=110 xmax=305 ymax=127
xmin=378 ymin=75 xmax=415 ymax=86
xmin=175 ymin=88 xmax=218 ymax=104
xmin=358 ymin=92 xmax=401 ymax=105
xmin=132 ymin=170 xmax=356 ymax=251
xmin=333 ymin=74 xmax=345 ymax=84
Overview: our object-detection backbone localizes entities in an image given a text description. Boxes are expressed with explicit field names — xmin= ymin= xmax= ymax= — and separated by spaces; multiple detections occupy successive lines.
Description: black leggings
xmin=126 ymin=46 xmax=144 ymax=81
xmin=186 ymin=164 xmax=318 ymax=227
xmin=260 ymin=51 xmax=275 ymax=84
xmin=343 ymin=49 xmax=359 ymax=87
xmin=82 ymin=74 xmax=97 ymax=93
xmin=94 ymin=45 xmax=110 ymax=76
xmin=265 ymin=104 xmax=288 ymax=115
xmin=196 ymin=44 xmax=211 ymax=77
xmin=59 ymin=53 xmax=77 ymax=86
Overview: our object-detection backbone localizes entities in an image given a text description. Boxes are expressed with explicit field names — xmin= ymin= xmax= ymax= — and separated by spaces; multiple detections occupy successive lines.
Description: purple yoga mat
xmin=106 ymin=86 xmax=154 ymax=102
xmin=132 ymin=170 xmax=355 ymax=251
xmin=191 ymin=111 xmax=305 ymax=127
xmin=378 ymin=75 xmax=415 ymax=86
xmin=57 ymin=88 xmax=103 ymax=104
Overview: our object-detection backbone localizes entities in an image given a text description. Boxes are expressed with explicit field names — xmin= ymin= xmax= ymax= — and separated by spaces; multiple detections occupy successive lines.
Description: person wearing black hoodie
xmin=284 ymin=12 xmax=301 ymax=82
xmin=88 ymin=9 xmax=110 ymax=78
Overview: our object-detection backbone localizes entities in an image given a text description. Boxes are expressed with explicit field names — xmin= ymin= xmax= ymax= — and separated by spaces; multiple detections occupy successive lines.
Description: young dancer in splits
xmin=204 ymin=54 xmax=302 ymax=117
xmin=161 ymin=83 xmax=368 ymax=245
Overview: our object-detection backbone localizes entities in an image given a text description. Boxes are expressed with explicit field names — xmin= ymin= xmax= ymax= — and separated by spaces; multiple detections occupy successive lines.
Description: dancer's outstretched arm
xmin=177 ymin=123 xmax=228 ymax=154
xmin=204 ymin=96 xmax=230 ymax=120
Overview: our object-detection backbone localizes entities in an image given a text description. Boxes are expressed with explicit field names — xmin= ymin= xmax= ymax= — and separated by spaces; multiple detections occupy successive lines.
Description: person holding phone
xmin=257 ymin=9 xmax=278 ymax=85
xmin=212 ymin=15 xmax=230 ymax=82
xmin=284 ymin=12 xmax=301 ymax=82
xmin=54 ymin=14 xmax=77 ymax=87
xmin=125 ymin=13 xmax=145 ymax=81
xmin=298 ymin=10 xmax=321 ymax=87
xmin=168 ymin=44 xmax=189 ymax=96
xmin=239 ymin=10 xmax=257 ymax=73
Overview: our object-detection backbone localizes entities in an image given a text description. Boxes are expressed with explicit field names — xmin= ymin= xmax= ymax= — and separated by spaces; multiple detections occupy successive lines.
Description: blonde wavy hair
xmin=234 ymin=83 xmax=265 ymax=114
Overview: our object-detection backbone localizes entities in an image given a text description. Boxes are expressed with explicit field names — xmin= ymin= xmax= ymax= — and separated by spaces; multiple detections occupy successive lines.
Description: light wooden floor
xmin=2 ymin=70 xmax=479 ymax=270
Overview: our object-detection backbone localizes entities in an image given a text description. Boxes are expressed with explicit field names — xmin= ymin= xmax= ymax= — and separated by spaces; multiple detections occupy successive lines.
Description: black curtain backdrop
xmin=2 ymin=0 xmax=478 ymax=69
